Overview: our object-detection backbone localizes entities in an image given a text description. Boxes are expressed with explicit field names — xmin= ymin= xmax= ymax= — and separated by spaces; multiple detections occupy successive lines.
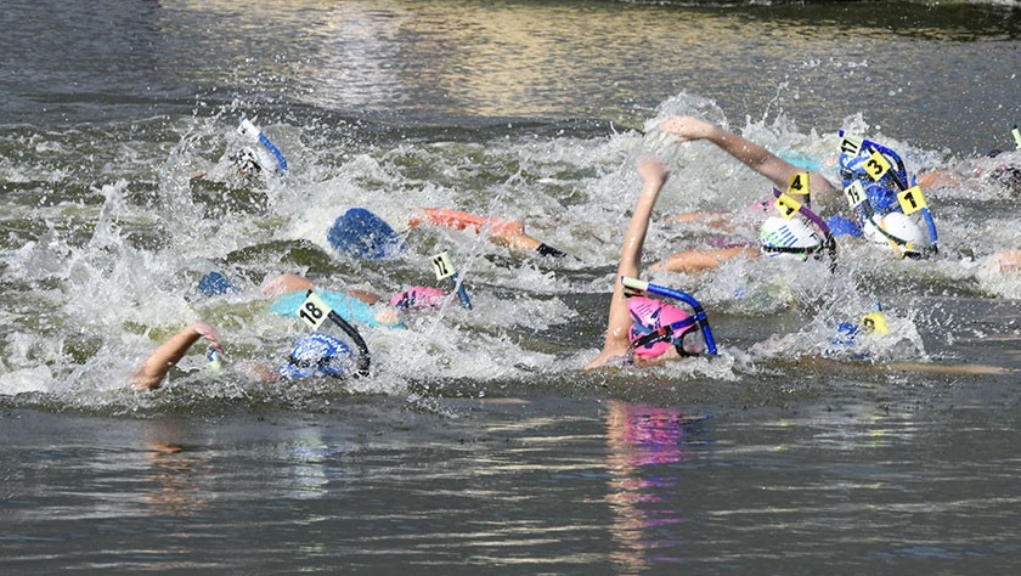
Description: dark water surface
xmin=3 ymin=0 xmax=1021 ymax=573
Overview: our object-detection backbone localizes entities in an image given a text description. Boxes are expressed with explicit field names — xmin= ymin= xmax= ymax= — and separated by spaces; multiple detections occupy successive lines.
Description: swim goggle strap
xmin=765 ymin=188 xmax=838 ymax=271
xmin=839 ymin=131 xmax=940 ymax=255
xmin=620 ymin=277 xmax=718 ymax=356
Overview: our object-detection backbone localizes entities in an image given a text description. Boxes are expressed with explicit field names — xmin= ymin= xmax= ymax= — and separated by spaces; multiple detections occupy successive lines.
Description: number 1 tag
xmin=774 ymin=193 xmax=802 ymax=219
xmin=431 ymin=251 xmax=457 ymax=280
xmin=897 ymin=186 xmax=927 ymax=215
xmin=298 ymin=291 xmax=333 ymax=330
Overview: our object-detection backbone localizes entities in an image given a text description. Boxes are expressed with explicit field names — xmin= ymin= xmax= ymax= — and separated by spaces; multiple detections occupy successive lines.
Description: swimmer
xmin=586 ymin=157 xmax=715 ymax=369
xmin=917 ymin=125 xmax=1021 ymax=196
xmin=658 ymin=115 xmax=937 ymax=264
xmin=133 ymin=320 xmax=364 ymax=391
xmin=409 ymin=209 xmax=568 ymax=258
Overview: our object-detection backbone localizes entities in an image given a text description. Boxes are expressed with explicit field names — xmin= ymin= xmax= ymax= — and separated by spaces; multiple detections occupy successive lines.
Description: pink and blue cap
xmin=628 ymin=296 xmax=701 ymax=359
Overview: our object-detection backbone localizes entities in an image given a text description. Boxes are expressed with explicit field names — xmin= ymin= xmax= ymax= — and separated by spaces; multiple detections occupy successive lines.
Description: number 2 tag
xmin=774 ymin=193 xmax=802 ymax=219
xmin=431 ymin=251 xmax=457 ymax=280
xmin=298 ymin=291 xmax=333 ymax=330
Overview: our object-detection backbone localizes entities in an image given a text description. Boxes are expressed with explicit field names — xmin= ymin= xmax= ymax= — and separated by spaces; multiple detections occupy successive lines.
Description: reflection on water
xmin=604 ymin=401 xmax=712 ymax=573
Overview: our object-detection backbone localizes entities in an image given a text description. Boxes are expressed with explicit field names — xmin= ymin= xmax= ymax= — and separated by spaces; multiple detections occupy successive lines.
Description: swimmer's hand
xmin=636 ymin=156 xmax=669 ymax=188
xmin=659 ymin=116 xmax=716 ymax=143
xmin=133 ymin=321 xmax=224 ymax=391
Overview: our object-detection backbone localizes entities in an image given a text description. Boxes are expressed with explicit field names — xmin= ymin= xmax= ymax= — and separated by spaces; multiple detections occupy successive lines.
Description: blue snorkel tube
xmin=238 ymin=114 xmax=288 ymax=173
xmin=620 ymin=277 xmax=718 ymax=356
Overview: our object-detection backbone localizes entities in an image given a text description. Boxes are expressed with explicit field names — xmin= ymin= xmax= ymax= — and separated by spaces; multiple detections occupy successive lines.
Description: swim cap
xmin=198 ymin=271 xmax=233 ymax=296
xmin=863 ymin=212 xmax=929 ymax=258
xmin=389 ymin=286 xmax=446 ymax=309
xmin=628 ymin=296 xmax=703 ymax=359
xmin=759 ymin=216 xmax=823 ymax=259
xmin=278 ymin=333 xmax=353 ymax=380
xmin=228 ymin=146 xmax=265 ymax=177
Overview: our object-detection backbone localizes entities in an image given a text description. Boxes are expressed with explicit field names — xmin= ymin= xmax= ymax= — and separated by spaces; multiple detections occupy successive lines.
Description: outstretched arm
xmin=659 ymin=116 xmax=839 ymax=198
xmin=586 ymin=157 xmax=669 ymax=369
xmin=134 ymin=321 xmax=222 ymax=391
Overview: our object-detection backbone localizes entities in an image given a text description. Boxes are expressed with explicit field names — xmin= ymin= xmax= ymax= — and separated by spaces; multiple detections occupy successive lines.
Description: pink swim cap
xmin=389 ymin=286 xmax=445 ymax=309
xmin=628 ymin=296 xmax=692 ymax=360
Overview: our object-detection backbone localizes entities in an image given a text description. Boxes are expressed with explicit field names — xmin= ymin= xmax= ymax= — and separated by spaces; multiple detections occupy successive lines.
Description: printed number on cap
xmin=897 ymin=186 xmax=927 ymax=215
xmin=843 ymin=181 xmax=867 ymax=208
xmin=298 ymin=291 xmax=333 ymax=330
xmin=840 ymin=135 xmax=864 ymax=156
xmin=864 ymin=151 xmax=892 ymax=181
xmin=431 ymin=251 xmax=457 ymax=280
xmin=787 ymin=172 xmax=811 ymax=196
xmin=774 ymin=193 xmax=802 ymax=219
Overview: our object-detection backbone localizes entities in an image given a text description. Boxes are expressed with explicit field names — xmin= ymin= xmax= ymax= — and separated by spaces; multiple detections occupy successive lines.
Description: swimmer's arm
xmin=134 ymin=321 xmax=222 ymax=391
xmin=660 ymin=116 xmax=840 ymax=198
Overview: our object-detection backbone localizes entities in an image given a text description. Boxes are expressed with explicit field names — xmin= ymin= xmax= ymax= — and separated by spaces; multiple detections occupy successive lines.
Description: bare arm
xmin=134 ymin=322 xmax=222 ymax=390
xmin=586 ymin=157 xmax=669 ymax=369
xmin=659 ymin=116 xmax=839 ymax=198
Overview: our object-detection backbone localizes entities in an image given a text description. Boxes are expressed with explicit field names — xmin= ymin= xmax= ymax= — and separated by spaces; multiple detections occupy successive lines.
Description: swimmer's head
xmin=862 ymin=212 xmax=930 ymax=259
xmin=278 ymin=333 xmax=353 ymax=380
xmin=228 ymin=146 xmax=265 ymax=179
xmin=758 ymin=216 xmax=824 ymax=260
xmin=628 ymin=296 xmax=705 ymax=359
xmin=840 ymin=150 xmax=904 ymax=216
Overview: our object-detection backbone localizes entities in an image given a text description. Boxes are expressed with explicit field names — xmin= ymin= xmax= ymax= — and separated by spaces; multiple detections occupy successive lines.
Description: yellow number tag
xmin=431 ymin=251 xmax=457 ymax=280
xmin=897 ymin=186 xmax=927 ymax=215
xmin=861 ymin=312 xmax=889 ymax=335
xmin=787 ymin=172 xmax=811 ymax=196
xmin=864 ymin=151 xmax=891 ymax=181
xmin=840 ymin=135 xmax=864 ymax=156
xmin=774 ymin=193 xmax=802 ymax=219
xmin=843 ymin=181 xmax=867 ymax=208
xmin=298 ymin=291 xmax=333 ymax=330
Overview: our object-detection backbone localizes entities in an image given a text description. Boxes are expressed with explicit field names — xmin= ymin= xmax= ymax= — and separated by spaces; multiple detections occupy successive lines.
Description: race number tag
xmin=774 ymin=193 xmax=802 ymax=219
xmin=861 ymin=311 xmax=889 ymax=334
xmin=843 ymin=181 xmax=867 ymax=208
xmin=897 ymin=186 xmax=928 ymax=215
xmin=431 ymin=251 xmax=457 ymax=280
xmin=864 ymin=151 xmax=891 ymax=181
xmin=1013 ymin=126 xmax=1021 ymax=150
xmin=840 ymin=134 xmax=864 ymax=156
xmin=298 ymin=291 xmax=333 ymax=330
xmin=787 ymin=172 xmax=811 ymax=196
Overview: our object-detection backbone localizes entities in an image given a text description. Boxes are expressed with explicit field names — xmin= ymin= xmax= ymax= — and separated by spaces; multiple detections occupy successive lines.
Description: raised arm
xmin=659 ymin=116 xmax=839 ymax=198
xmin=134 ymin=321 xmax=222 ymax=390
xmin=586 ymin=157 xmax=669 ymax=369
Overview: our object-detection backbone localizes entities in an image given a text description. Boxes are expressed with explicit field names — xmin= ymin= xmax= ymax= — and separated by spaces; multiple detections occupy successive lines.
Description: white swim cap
xmin=865 ymin=212 xmax=929 ymax=258
xmin=759 ymin=216 xmax=823 ymax=259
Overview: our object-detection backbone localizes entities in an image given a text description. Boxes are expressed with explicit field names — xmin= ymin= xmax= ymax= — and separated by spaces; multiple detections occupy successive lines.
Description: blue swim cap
xmin=278 ymin=333 xmax=353 ymax=380
xmin=198 ymin=271 xmax=233 ymax=296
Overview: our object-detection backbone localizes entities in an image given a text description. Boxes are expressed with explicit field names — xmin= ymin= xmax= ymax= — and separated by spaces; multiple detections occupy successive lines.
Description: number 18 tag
xmin=298 ymin=291 xmax=333 ymax=330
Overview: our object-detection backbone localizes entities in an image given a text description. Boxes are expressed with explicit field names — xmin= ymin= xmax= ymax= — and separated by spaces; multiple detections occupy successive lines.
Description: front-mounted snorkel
xmin=620 ymin=276 xmax=718 ymax=356
xmin=238 ymin=114 xmax=289 ymax=173
xmin=297 ymin=290 xmax=371 ymax=377
xmin=839 ymin=131 xmax=939 ymax=255
xmin=770 ymin=173 xmax=838 ymax=271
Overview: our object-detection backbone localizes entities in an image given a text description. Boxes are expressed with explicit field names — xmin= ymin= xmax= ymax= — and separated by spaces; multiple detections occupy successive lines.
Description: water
xmin=3 ymin=0 xmax=1021 ymax=573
